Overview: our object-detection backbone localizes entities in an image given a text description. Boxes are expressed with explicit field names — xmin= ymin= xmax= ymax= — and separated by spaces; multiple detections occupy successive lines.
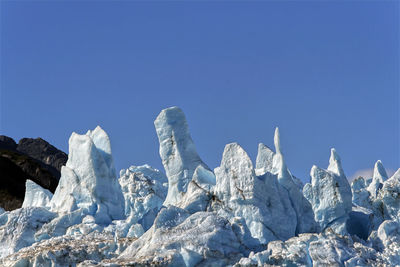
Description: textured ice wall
xmin=154 ymin=107 xmax=211 ymax=206
xmin=50 ymin=126 xmax=125 ymax=224
xmin=304 ymin=149 xmax=352 ymax=234
xmin=22 ymin=180 xmax=53 ymax=208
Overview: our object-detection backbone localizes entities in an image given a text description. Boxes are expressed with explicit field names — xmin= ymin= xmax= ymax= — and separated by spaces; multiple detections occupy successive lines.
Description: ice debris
xmin=118 ymin=210 xmax=243 ymax=266
xmin=119 ymin=164 xmax=167 ymax=231
xmin=0 ymin=207 xmax=56 ymax=258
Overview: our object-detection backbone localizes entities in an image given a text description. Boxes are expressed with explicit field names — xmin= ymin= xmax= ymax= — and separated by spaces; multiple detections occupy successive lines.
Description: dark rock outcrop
xmin=0 ymin=136 xmax=17 ymax=151
xmin=0 ymin=136 xmax=67 ymax=211
xmin=17 ymin=137 xmax=67 ymax=173
xmin=0 ymin=156 xmax=26 ymax=210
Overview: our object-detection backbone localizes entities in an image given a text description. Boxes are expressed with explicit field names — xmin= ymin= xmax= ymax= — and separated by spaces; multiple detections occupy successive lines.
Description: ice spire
xmin=154 ymin=107 xmax=210 ymax=206
xmin=272 ymin=127 xmax=287 ymax=175
xmin=304 ymin=149 xmax=352 ymax=234
xmin=327 ymin=148 xmax=345 ymax=177
xmin=50 ymin=126 xmax=125 ymax=224
xmin=274 ymin=127 xmax=281 ymax=154
xmin=373 ymin=160 xmax=388 ymax=182
xmin=271 ymin=127 xmax=319 ymax=234
xmin=367 ymin=160 xmax=388 ymax=198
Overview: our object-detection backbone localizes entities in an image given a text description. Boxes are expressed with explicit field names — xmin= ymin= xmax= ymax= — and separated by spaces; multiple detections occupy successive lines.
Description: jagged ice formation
xmin=0 ymin=106 xmax=399 ymax=267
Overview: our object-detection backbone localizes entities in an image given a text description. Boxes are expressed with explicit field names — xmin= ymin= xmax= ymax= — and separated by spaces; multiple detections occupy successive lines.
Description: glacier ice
xmin=119 ymin=209 xmax=243 ymax=266
xmin=303 ymin=148 xmax=352 ymax=235
xmin=178 ymin=165 xmax=215 ymax=214
xmin=271 ymin=128 xmax=318 ymax=234
xmin=1 ymin=231 xmax=130 ymax=267
xmin=212 ymin=142 xmax=297 ymax=247
xmin=367 ymin=160 xmax=389 ymax=199
xmin=0 ymin=106 xmax=399 ymax=267
xmin=351 ymin=176 xmax=370 ymax=207
xmin=21 ymin=179 xmax=53 ymax=208
xmin=254 ymin=128 xmax=318 ymax=235
xmin=50 ymin=126 xmax=125 ymax=224
xmin=350 ymin=163 xmax=400 ymax=232
xmin=347 ymin=205 xmax=373 ymax=240
xmin=119 ymin=164 xmax=167 ymax=231
xmin=369 ymin=219 xmax=400 ymax=265
xmin=0 ymin=207 xmax=56 ymax=258
xmin=255 ymin=143 xmax=274 ymax=173
xmin=377 ymin=168 xmax=400 ymax=220
xmin=236 ymin=228 xmax=394 ymax=266
xmin=154 ymin=107 xmax=210 ymax=207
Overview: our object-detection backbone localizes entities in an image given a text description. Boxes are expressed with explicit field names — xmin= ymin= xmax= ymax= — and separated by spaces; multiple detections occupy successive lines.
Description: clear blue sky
xmin=1 ymin=1 xmax=399 ymax=182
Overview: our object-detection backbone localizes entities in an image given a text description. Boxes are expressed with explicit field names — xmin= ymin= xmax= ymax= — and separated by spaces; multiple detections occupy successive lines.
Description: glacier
xmin=22 ymin=180 xmax=53 ymax=208
xmin=154 ymin=106 xmax=211 ymax=207
xmin=303 ymin=148 xmax=352 ymax=235
xmin=0 ymin=106 xmax=399 ymax=267
xmin=212 ymin=142 xmax=297 ymax=247
xmin=49 ymin=126 xmax=125 ymax=224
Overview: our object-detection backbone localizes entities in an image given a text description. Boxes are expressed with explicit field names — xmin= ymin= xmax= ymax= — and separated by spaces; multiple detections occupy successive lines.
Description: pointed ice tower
xmin=213 ymin=142 xmax=296 ymax=246
xmin=49 ymin=126 xmax=125 ymax=224
xmin=154 ymin=107 xmax=212 ymax=206
xmin=303 ymin=148 xmax=352 ymax=234
xmin=270 ymin=128 xmax=318 ymax=234
xmin=367 ymin=160 xmax=388 ymax=199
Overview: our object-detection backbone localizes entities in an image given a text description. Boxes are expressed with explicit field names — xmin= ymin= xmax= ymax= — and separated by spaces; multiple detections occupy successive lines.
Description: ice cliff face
xmin=270 ymin=128 xmax=319 ymax=234
xmin=50 ymin=126 xmax=125 ymax=224
xmin=0 ymin=107 xmax=399 ymax=267
xmin=213 ymin=142 xmax=296 ymax=247
xmin=303 ymin=148 xmax=352 ymax=235
xmin=21 ymin=180 xmax=53 ymax=208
